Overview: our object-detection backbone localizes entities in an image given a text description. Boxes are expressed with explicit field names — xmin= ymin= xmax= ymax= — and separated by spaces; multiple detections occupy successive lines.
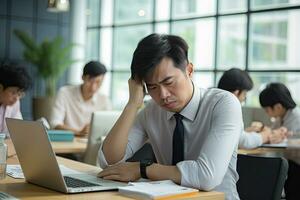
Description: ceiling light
xmin=47 ymin=0 xmax=69 ymax=12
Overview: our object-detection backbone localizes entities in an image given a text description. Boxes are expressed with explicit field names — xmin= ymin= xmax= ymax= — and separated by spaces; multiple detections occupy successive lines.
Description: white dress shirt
xmin=99 ymin=86 xmax=242 ymax=200
xmin=272 ymin=107 xmax=300 ymax=134
xmin=239 ymin=131 xmax=263 ymax=149
xmin=50 ymin=85 xmax=112 ymax=130
xmin=0 ymin=100 xmax=22 ymax=135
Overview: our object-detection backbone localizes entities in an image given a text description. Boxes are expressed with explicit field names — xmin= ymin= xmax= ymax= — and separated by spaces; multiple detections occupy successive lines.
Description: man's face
xmin=264 ymin=105 xmax=280 ymax=118
xmin=144 ymin=57 xmax=194 ymax=113
xmin=0 ymin=86 xmax=25 ymax=106
xmin=82 ymin=75 xmax=104 ymax=97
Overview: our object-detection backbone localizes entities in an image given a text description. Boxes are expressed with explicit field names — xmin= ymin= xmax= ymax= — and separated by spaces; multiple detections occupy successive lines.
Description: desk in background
xmin=51 ymin=137 xmax=87 ymax=154
xmin=238 ymin=147 xmax=285 ymax=156
xmin=6 ymin=137 xmax=87 ymax=157
xmin=0 ymin=156 xmax=224 ymax=200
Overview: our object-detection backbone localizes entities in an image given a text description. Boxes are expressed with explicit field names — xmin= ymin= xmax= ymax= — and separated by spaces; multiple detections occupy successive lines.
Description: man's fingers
xmin=98 ymin=168 xmax=119 ymax=177
xmin=102 ymin=174 xmax=122 ymax=181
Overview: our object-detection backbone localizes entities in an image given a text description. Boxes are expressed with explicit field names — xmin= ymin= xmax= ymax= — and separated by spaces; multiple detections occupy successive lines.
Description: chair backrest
xmin=237 ymin=154 xmax=288 ymax=200
xmin=242 ymin=106 xmax=271 ymax=127
xmin=126 ymin=143 xmax=156 ymax=163
xmin=83 ymin=110 xmax=121 ymax=165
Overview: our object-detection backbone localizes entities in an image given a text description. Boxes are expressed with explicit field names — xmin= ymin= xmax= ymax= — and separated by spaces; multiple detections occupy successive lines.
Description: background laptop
xmin=84 ymin=111 xmax=121 ymax=165
xmin=6 ymin=118 xmax=126 ymax=193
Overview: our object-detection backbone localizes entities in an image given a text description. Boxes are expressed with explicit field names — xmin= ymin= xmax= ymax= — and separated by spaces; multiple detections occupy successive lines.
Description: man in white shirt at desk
xmin=50 ymin=61 xmax=111 ymax=136
xmin=98 ymin=34 xmax=242 ymax=200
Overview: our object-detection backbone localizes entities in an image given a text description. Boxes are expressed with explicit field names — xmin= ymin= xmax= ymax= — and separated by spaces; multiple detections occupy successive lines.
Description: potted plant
xmin=14 ymin=29 xmax=76 ymax=120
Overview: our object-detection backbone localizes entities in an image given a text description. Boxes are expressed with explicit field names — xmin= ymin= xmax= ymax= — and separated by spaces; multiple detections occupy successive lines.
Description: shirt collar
xmin=283 ymin=108 xmax=292 ymax=123
xmin=166 ymin=82 xmax=200 ymax=122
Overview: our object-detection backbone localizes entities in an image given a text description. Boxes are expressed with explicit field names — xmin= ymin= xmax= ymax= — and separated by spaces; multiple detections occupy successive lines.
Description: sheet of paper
xmin=261 ymin=139 xmax=287 ymax=148
xmin=6 ymin=164 xmax=83 ymax=179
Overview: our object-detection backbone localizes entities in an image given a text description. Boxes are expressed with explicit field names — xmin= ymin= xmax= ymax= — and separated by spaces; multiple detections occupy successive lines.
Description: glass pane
xmin=217 ymin=15 xmax=247 ymax=70
xmin=154 ymin=22 xmax=170 ymax=34
xmin=101 ymin=0 xmax=113 ymax=26
xmin=156 ymin=0 xmax=170 ymax=20
xmin=246 ymin=72 xmax=300 ymax=106
xmin=192 ymin=72 xmax=214 ymax=89
xmin=172 ymin=0 xmax=216 ymax=19
xmin=111 ymin=72 xmax=131 ymax=109
xmin=86 ymin=29 xmax=99 ymax=61
xmin=219 ymin=0 xmax=247 ymax=13
xmin=249 ymin=10 xmax=300 ymax=70
xmin=171 ymin=19 xmax=216 ymax=70
xmin=251 ymin=0 xmax=300 ymax=10
xmin=87 ymin=0 xmax=100 ymax=26
xmin=100 ymin=28 xmax=112 ymax=70
xmin=113 ymin=25 xmax=152 ymax=70
xmin=100 ymin=72 xmax=111 ymax=97
xmin=114 ymin=0 xmax=153 ymax=24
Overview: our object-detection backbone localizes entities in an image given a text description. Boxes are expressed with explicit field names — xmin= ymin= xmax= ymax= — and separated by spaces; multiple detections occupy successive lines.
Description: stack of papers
xmin=6 ymin=164 xmax=83 ymax=179
xmin=118 ymin=180 xmax=198 ymax=200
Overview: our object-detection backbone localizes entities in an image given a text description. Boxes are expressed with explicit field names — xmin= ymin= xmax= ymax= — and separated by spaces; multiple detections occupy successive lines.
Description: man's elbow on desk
xmin=177 ymin=161 xmax=223 ymax=191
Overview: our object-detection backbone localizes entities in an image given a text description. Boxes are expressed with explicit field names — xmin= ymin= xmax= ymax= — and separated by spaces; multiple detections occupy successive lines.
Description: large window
xmin=86 ymin=0 xmax=300 ymax=109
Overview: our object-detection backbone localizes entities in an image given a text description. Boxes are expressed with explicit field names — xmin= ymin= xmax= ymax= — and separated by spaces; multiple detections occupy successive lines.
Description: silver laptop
xmin=6 ymin=118 xmax=126 ymax=193
xmin=84 ymin=111 xmax=121 ymax=165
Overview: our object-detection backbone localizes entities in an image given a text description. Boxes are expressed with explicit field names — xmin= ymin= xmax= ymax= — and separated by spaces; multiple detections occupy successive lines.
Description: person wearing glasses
xmin=50 ymin=61 xmax=111 ymax=137
xmin=0 ymin=63 xmax=31 ymax=136
xmin=98 ymin=34 xmax=242 ymax=200
xmin=217 ymin=68 xmax=288 ymax=149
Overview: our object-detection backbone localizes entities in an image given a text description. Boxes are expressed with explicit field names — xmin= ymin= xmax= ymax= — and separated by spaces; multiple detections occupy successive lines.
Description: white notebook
xmin=118 ymin=180 xmax=198 ymax=200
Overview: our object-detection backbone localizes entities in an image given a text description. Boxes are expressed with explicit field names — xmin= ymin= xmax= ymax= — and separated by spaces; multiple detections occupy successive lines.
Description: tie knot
xmin=174 ymin=113 xmax=183 ymax=120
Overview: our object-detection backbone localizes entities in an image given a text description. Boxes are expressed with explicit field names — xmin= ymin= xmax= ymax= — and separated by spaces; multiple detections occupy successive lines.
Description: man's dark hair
xmin=0 ymin=63 xmax=32 ymax=91
xmin=218 ymin=68 xmax=253 ymax=92
xmin=131 ymin=33 xmax=189 ymax=81
xmin=83 ymin=61 xmax=107 ymax=78
xmin=259 ymin=82 xmax=296 ymax=109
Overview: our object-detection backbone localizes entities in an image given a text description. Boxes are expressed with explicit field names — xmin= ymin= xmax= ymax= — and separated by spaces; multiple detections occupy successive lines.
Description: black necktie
xmin=172 ymin=113 xmax=184 ymax=165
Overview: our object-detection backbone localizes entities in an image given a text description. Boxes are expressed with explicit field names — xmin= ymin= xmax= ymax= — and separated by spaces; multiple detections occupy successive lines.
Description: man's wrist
xmin=140 ymin=160 xmax=153 ymax=179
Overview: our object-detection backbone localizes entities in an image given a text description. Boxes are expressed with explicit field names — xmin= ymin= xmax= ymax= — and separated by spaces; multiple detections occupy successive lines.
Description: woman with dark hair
xmin=259 ymin=82 xmax=300 ymax=134
xmin=0 ymin=64 xmax=31 ymax=136
xmin=260 ymin=82 xmax=300 ymax=200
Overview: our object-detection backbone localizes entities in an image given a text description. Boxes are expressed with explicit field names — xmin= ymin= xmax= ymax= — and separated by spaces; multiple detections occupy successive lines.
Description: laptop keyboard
xmin=0 ymin=192 xmax=18 ymax=200
xmin=63 ymin=176 xmax=100 ymax=188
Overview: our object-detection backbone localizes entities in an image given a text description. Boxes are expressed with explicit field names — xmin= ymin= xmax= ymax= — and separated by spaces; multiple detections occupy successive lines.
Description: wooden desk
xmin=238 ymin=147 xmax=285 ymax=155
xmin=51 ymin=137 xmax=87 ymax=154
xmin=0 ymin=156 xmax=224 ymax=200
xmin=6 ymin=137 xmax=87 ymax=156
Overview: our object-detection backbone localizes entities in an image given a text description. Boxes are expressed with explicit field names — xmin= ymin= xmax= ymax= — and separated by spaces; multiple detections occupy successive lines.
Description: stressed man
xmin=98 ymin=34 xmax=242 ymax=200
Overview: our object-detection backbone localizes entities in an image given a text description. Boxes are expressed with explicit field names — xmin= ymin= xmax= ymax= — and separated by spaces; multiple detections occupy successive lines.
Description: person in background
xmin=218 ymin=68 xmax=287 ymax=149
xmin=50 ymin=61 xmax=111 ymax=137
xmin=0 ymin=63 xmax=31 ymax=136
xmin=260 ymin=82 xmax=300 ymax=134
xmin=259 ymin=83 xmax=300 ymax=200
xmin=98 ymin=34 xmax=242 ymax=200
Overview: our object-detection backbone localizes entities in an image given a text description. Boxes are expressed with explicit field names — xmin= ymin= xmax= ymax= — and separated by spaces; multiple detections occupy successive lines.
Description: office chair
xmin=237 ymin=154 xmax=288 ymax=200
xmin=83 ymin=111 xmax=121 ymax=165
xmin=126 ymin=142 xmax=156 ymax=163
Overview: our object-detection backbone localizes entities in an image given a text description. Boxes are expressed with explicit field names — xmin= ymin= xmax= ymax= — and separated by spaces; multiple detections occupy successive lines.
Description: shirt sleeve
xmin=238 ymin=130 xmax=263 ymax=149
xmin=98 ymin=108 xmax=148 ymax=168
xmin=50 ymin=89 xmax=66 ymax=128
xmin=176 ymin=93 xmax=242 ymax=191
